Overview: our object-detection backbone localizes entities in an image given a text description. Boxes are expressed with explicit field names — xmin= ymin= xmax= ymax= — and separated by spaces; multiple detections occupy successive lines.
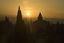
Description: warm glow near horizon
xmin=0 ymin=0 xmax=64 ymax=19
xmin=26 ymin=10 xmax=31 ymax=17
xmin=22 ymin=7 xmax=37 ymax=19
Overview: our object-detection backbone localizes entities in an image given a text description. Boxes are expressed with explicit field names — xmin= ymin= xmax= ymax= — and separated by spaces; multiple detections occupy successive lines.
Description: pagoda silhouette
xmin=33 ymin=12 xmax=47 ymax=36
xmin=15 ymin=6 xmax=27 ymax=43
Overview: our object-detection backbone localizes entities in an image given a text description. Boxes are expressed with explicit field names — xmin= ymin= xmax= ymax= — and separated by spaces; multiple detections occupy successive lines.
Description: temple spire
xmin=18 ymin=5 xmax=20 ymax=10
xmin=38 ymin=12 xmax=43 ymax=20
xmin=16 ymin=5 xmax=22 ymax=24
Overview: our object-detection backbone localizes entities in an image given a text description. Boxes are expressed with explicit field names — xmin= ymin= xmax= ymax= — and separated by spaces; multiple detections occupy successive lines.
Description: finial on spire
xmin=38 ymin=12 xmax=43 ymax=20
xmin=39 ymin=12 xmax=42 ymax=17
xmin=18 ymin=5 xmax=20 ymax=10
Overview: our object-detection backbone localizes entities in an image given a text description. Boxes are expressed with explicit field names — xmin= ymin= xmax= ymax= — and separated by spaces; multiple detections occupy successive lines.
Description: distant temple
xmin=16 ymin=6 xmax=23 ymax=31
xmin=15 ymin=6 xmax=27 ymax=43
xmin=33 ymin=12 xmax=48 ymax=33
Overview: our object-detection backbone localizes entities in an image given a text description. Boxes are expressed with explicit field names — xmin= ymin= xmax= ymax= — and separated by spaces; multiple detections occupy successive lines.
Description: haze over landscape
xmin=0 ymin=0 xmax=64 ymax=18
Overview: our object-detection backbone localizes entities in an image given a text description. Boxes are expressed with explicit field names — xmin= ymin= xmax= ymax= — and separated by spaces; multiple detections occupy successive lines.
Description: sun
xmin=26 ymin=11 xmax=31 ymax=17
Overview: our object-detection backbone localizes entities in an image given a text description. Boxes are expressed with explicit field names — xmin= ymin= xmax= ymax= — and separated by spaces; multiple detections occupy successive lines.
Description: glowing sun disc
xmin=26 ymin=11 xmax=30 ymax=17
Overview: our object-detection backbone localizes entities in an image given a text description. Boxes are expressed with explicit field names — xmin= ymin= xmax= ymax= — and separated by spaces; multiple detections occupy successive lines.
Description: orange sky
xmin=0 ymin=0 xmax=64 ymax=19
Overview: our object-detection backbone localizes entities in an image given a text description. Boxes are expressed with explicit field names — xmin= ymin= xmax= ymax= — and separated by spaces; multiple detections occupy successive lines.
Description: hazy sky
xmin=0 ymin=0 xmax=64 ymax=19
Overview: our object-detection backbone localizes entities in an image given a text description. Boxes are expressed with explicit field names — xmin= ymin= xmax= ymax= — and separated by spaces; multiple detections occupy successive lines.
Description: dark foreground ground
xmin=0 ymin=30 xmax=64 ymax=43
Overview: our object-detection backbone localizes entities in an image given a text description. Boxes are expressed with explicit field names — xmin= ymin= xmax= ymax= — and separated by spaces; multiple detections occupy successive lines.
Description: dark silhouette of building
xmin=0 ymin=16 xmax=13 ymax=33
xmin=33 ymin=12 xmax=48 ymax=37
xmin=0 ymin=16 xmax=14 ymax=43
xmin=34 ymin=13 xmax=47 ymax=31
xmin=15 ymin=6 xmax=28 ymax=43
